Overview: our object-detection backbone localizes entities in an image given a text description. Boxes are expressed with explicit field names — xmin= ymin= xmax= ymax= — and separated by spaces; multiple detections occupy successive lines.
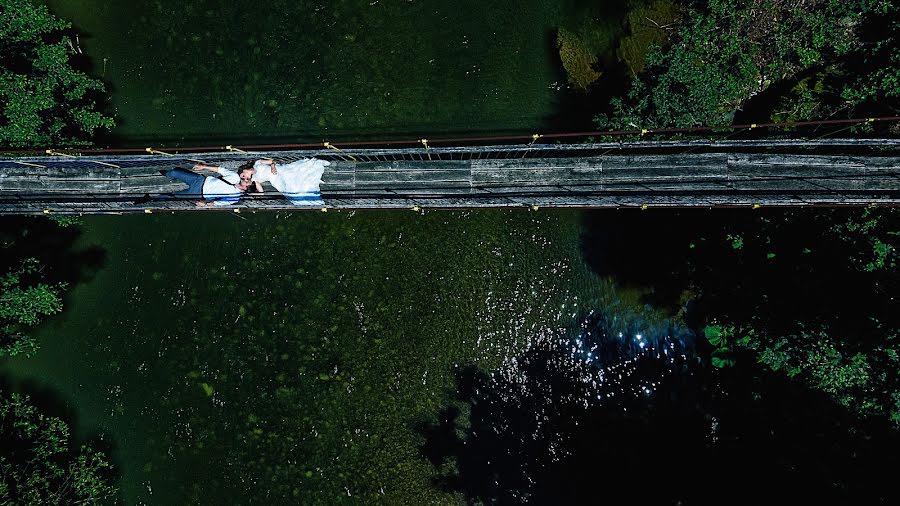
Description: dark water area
xmin=580 ymin=208 xmax=898 ymax=340
xmin=420 ymin=312 xmax=899 ymax=504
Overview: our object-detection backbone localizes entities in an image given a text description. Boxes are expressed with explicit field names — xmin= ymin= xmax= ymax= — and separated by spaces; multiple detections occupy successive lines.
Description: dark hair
xmin=245 ymin=183 xmax=263 ymax=194
xmin=238 ymin=161 xmax=255 ymax=175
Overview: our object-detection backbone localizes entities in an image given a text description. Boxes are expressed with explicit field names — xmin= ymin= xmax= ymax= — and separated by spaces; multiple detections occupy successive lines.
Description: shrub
xmin=0 ymin=393 xmax=117 ymax=505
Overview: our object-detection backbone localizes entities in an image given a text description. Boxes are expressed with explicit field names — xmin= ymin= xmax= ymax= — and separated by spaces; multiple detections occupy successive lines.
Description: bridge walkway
xmin=1 ymin=139 xmax=898 ymax=214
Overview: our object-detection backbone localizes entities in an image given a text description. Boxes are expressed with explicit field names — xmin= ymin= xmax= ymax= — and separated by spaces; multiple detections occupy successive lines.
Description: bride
xmin=251 ymin=157 xmax=330 ymax=205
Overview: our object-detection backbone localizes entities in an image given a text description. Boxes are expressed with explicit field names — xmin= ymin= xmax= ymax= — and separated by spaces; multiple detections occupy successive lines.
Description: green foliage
xmin=703 ymin=323 xmax=750 ymax=368
xmin=0 ymin=393 xmax=117 ymax=505
xmin=0 ymin=258 xmax=65 ymax=358
xmin=596 ymin=0 xmax=889 ymax=131
xmin=687 ymin=208 xmax=900 ymax=426
xmin=706 ymin=318 xmax=898 ymax=422
xmin=750 ymin=333 xmax=899 ymax=422
xmin=831 ymin=208 xmax=898 ymax=272
xmin=778 ymin=0 xmax=900 ymax=122
xmin=48 ymin=215 xmax=83 ymax=228
xmin=840 ymin=0 xmax=900 ymax=107
xmin=770 ymin=70 xmax=836 ymax=124
xmin=0 ymin=0 xmax=114 ymax=148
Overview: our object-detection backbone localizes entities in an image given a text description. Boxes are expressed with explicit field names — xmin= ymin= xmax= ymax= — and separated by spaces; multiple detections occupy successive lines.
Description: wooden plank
xmin=345 ymin=187 xmax=474 ymax=196
xmin=803 ymin=176 xmax=900 ymax=191
xmin=0 ymin=178 xmax=120 ymax=192
xmin=355 ymin=163 xmax=469 ymax=177
xmin=472 ymin=168 xmax=603 ymax=185
xmin=726 ymin=154 xmax=875 ymax=179
xmin=472 ymin=158 xmax=601 ymax=170
xmin=0 ymin=166 xmax=120 ymax=178
xmin=641 ymin=180 xmax=735 ymax=192
xmin=472 ymin=159 xmax=604 ymax=187
xmin=120 ymin=175 xmax=186 ymax=192
xmin=565 ymin=195 xmax=627 ymax=207
xmin=730 ymin=153 xmax=868 ymax=167
xmin=602 ymin=153 xmax=728 ymax=168
xmin=601 ymin=155 xmax=727 ymax=181
xmin=119 ymin=167 xmax=177 ymax=176
xmin=353 ymin=160 xmax=469 ymax=172
xmin=861 ymin=157 xmax=900 ymax=171
xmin=355 ymin=170 xmax=470 ymax=186
xmin=321 ymin=171 xmax=355 ymax=188
xmin=726 ymin=179 xmax=827 ymax=192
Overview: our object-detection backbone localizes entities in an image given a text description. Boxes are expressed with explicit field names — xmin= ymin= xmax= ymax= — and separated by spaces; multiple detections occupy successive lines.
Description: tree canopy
xmin=596 ymin=0 xmax=899 ymax=130
xmin=0 ymin=258 xmax=65 ymax=358
xmin=0 ymin=394 xmax=117 ymax=505
xmin=0 ymin=0 xmax=114 ymax=148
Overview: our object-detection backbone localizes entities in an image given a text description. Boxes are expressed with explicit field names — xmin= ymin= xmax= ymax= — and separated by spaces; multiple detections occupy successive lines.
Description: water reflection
xmin=421 ymin=309 xmax=899 ymax=504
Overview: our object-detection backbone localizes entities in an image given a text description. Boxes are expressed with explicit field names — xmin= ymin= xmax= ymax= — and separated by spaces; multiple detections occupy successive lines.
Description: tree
xmin=0 ymin=216 xmax=103 ymax=358
xmin=595 ymin=0 xmax=892 ymax=131
xmin=0 ymin=258 xmax=65 ymax=358
xmin=0 ymin=0 xmax=114 ymax=148
xmin=0 ymin=394 xmax=117 ymax=505
xmin=693 ymin=208 xmax=900 ymax=426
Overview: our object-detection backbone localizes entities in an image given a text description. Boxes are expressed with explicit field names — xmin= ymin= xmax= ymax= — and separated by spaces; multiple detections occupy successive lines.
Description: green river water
xmin=5 ymin=210 xmax=663 ymax=504
xmin=42 ymin=0 xmax=615 ymax=145
xmin=2 ymin=1 xmax=659 ymax=503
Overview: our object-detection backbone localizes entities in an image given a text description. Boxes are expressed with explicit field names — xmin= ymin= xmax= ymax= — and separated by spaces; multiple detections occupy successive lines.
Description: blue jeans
xmin=161 ymin=168 xmax=205 ymax=199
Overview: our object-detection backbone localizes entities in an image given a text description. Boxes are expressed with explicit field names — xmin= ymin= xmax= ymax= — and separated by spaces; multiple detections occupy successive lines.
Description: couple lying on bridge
xmin=138 ymin=157 xmax=330 ymax=206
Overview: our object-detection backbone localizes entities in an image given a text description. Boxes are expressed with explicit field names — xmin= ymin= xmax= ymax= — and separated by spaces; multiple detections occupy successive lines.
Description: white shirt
xmin=202 ymin=168 xmax=241 ymax=206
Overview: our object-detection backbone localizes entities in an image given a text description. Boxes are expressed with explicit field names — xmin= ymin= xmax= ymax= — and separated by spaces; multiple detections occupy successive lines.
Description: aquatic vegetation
xmin=47 ymin=216 xmax=83 ymax=228
xmin=616 ymin=0 xmax=680 ymax=75
xmin=557 ymin=28 xmax=602 ymax=91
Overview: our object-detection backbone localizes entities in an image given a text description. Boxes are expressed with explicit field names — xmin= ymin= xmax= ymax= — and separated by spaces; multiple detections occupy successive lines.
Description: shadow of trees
xmin=579 ymin=208 xmax=898 ymax=341
xmin=0 ymin=217 xmax=118 ymax=502
xmin=0 ymin=372 xmax=123 ymax=505
xmin=0 ymin=217 xmax=106 ymax=289
xmin=419 ymin=315 xmax=899 ymax=504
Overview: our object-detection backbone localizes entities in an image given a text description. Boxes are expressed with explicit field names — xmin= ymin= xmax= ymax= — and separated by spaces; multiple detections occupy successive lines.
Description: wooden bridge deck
xmin=1 ymin=140 xmax=899 ymax=213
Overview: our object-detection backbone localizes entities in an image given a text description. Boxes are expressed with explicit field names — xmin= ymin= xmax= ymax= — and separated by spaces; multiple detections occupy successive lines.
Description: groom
xmin=138 ymin=163 xmax=255 ymax=206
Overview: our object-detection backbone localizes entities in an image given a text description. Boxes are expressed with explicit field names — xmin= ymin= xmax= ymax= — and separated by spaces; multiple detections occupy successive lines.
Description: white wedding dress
xmin=253 ymin=158 xmax=330 ymax=205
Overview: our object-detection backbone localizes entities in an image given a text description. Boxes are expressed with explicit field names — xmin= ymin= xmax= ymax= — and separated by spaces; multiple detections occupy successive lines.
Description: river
xmin=2 ymin=1 xmax=895 ymax=504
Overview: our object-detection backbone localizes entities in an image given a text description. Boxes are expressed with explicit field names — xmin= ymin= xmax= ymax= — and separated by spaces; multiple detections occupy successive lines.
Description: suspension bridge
xmin=1 ymin=124 xmax=899 ymax=214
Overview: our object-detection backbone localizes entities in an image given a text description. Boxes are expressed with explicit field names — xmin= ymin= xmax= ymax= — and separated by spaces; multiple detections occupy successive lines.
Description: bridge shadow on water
xmin=417 ymin=309 xmax=899 ymax=505
xmin=0 ymin=217 xmax=106 ymax=303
